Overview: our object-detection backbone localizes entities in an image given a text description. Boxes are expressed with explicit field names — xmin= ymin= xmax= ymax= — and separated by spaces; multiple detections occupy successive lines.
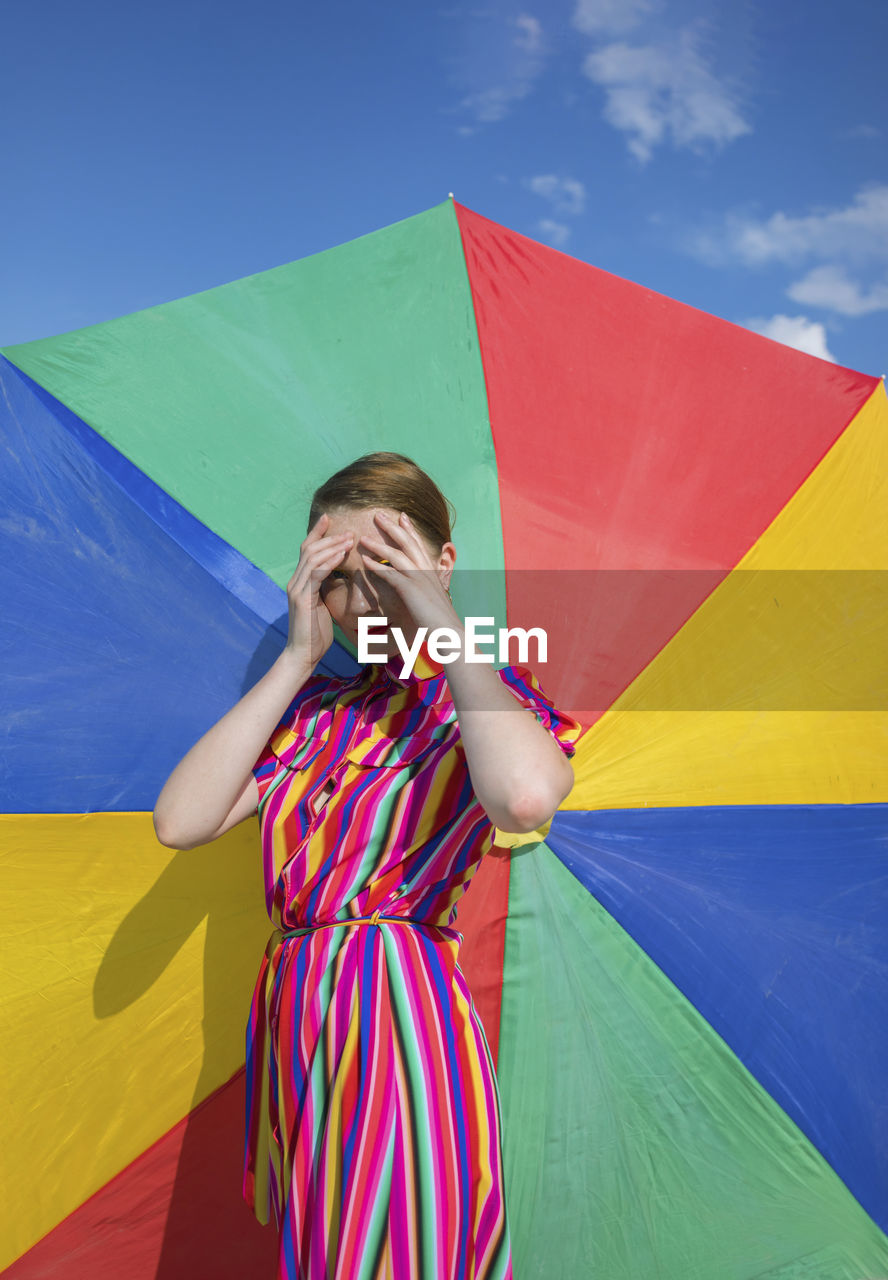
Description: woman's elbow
xmin=501 ymin=770 xmax=574 ymax=834
xmin=152 ymin=806 xmax=200 ymax=850
xmin=153 ymin=809 xmax=179 ymax=848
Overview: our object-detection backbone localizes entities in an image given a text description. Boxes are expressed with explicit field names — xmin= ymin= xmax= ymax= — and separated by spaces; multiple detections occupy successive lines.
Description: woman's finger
xmin=359 ymin=530 xmax=426 ymax=573
xmin=300 ymin=511 xmax=329 ymax=550
xmin=375 ymin=511 xmax=436 ymax=565
xmin=360 ymin=550 xmax=394 ymax=571
xmin=372 ymin=510 xmax=423 ymax=551
xmin=286 ymin=535 xmax=353 ymax=590
xmin=287 ymin=534 xmax=351 ymax=581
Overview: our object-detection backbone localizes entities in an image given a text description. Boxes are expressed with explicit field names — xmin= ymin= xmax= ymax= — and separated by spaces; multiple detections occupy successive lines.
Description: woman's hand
xmin=286 ymin=513 xmax=355 ymax=666
xmin=358 ymin=511 xmax=459 ymax=635
xmin=152 ymin=515 xmax=350 ymax=848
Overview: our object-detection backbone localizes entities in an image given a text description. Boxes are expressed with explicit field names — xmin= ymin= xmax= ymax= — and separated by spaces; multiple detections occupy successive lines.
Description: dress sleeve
xmin=252 ymin=741 xmax=279 ymax=806
xmin=495 ymin=664 xmax=583 ymax=760
xmin=486 ymin=665 xmax=583 ymax=852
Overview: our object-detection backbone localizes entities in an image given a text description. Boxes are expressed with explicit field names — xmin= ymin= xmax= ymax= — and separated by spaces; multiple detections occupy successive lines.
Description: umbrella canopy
xmin=2 ymin=197 xmax=886 ymax=1279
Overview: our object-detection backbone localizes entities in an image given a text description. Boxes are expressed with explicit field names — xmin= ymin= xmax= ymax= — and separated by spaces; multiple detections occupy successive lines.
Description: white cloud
xmin=742 ymin=314 xmax=836 ymax=363
xmin=839 ymin=123 xmax=881 ymax=140
xmin=462 ymin=87 xmax=517 ymax=123
xmin=459 ymin=12 xmax=547 ymax=124
xmin=787 ymin=265 xmax=888 ymax=317
xmin=514 ymin=14 xmax=543 ymax=54
xmin=526 ymin=174 xmax=586 ymax=215
xmin=572 ymin=0 xmax=655 ymax=36
xmin=581 ymin=25 xmax=751 ymax=162
xmin=537 ymin=219 xmax=571 ymax=247
xmin=712 ymin=185 xmax=888 ymax=267
xmin=685 ymin=184 xmax=888 ymax=321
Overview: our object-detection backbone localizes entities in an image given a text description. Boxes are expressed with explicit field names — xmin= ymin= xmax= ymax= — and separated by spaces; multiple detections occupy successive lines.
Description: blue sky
xmin=1 ymin=0 xmax=885 ymax=375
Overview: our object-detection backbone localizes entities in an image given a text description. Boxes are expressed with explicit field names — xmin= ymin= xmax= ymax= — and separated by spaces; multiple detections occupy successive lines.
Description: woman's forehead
xmin=325 ymin=505 xmax=397 ymax=529
xmin=320 ymin=505 xmax=445 ymax=562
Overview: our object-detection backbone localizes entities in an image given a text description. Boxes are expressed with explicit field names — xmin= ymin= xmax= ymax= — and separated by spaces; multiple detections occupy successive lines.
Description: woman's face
xmin=317 ymin=506 xmax=450 ymax=657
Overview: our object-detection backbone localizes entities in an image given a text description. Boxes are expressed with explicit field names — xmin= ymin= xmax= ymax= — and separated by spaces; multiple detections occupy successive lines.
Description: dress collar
xmin=374 ymin=636 xmax=447 ymax=687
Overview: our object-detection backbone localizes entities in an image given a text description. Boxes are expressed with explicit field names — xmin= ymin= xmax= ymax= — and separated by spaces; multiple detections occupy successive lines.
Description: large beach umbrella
xmin=1 ymin=198 xmax=886 ymax=1278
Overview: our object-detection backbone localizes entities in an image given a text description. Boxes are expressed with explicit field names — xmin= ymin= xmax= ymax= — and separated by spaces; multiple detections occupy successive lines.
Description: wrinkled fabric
xmin=242 ymin=643 xmax=581 ymax=1279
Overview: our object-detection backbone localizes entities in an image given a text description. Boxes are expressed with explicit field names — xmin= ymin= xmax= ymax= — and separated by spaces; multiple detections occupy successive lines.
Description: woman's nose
xmin=350 ymin=576 xmax=380 ymax=612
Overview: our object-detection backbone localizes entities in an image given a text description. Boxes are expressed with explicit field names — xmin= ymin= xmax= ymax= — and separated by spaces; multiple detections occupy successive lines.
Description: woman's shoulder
xmin=274 ymin=664 xmax=365 ymax=735
xmin=493 ymin=662 xmax=584 ymax=757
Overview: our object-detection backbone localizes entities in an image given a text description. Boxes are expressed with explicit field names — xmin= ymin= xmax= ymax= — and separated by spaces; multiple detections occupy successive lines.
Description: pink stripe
xmin=243 ymin=659 xmax=575 ymax=1275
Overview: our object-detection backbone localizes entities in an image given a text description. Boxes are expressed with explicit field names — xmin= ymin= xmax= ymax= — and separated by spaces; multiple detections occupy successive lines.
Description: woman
xmin=154 ymin=452 xmax=581 ymax=1280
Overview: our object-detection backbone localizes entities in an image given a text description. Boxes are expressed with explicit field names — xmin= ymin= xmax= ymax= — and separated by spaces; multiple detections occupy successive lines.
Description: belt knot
xmin=279 ymin=909 xmax=416 ymax=939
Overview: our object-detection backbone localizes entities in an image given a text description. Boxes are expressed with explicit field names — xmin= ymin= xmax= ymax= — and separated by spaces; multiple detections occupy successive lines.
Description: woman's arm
xmin=357 ymin=511 xmax=575 ymax=834
xmin=444 ymin=650 xmax=576 ymax=833
xmin=153 ymin=647 xmax=313 ymax=850
xmin=154 ymin=514 xmax=355 ymax=850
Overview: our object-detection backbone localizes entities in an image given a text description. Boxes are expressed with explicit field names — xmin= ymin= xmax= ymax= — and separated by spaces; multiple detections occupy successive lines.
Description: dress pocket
xmin=269 ymin=724 xmax=330 ymax=773
xmin=345 ymin=719 xmax=457 ymax=770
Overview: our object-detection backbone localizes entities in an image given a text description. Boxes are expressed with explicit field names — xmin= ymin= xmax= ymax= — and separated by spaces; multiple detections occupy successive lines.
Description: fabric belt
xmin=280 ymin=908 xmax=429 ymax=939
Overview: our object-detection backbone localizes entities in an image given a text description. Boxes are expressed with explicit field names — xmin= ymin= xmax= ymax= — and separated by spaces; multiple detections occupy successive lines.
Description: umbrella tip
xmin=448 ymin=192 xmax=454 ymax=199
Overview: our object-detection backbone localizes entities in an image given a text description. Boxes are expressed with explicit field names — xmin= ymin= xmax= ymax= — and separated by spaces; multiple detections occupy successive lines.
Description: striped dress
xmin=242 ymin=640 xmax=582 ymax=1280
